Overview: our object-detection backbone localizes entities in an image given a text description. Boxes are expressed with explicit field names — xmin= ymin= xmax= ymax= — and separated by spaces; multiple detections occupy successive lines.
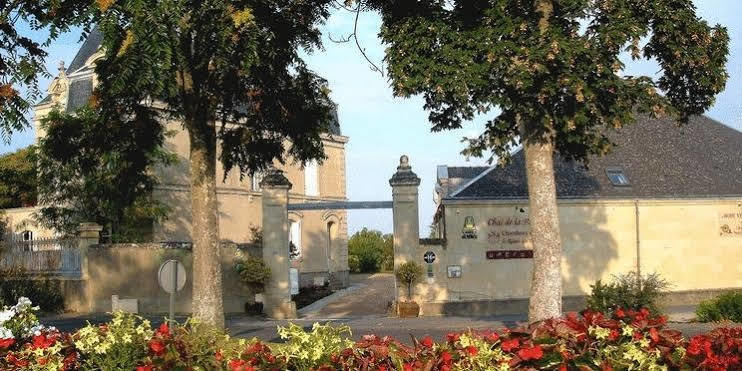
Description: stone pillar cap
xmin=259 ymin=166 xmax=293 ymax=189
xmin=78 ymin=222 xmax=103 ymax=232
xmin=389 ymin=155 xmax=421 ymax=186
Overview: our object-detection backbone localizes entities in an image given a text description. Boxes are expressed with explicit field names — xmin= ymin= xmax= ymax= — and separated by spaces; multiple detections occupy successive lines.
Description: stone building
xmin=6 ymin=30 xmax=350 ymax=288
xmin=411 ymin=115 xmax=742 ymax=315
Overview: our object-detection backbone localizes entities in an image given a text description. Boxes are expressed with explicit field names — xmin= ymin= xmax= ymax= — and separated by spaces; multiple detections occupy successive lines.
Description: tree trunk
xmin=523 ymin=135 xmax=562 ymax=323
xmin=188 ymin=122 xmax=225 ymax=328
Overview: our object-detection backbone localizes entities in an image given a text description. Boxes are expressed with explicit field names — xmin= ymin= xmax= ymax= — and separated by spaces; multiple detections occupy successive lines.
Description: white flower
xmin=0 ymin=326 xmax=13 ymax=339
xmin=0 ymin=309 xmax=14 ymax=324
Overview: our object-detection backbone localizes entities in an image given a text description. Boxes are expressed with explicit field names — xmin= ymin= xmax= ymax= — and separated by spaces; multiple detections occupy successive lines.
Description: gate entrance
xmin=259 ymin=155 xmax=422 ymax=319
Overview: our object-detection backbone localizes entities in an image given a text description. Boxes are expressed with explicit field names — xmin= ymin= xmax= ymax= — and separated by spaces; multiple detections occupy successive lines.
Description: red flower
xmin=559 ymin=365 xmax=567 ymax=371
xmin=378 ymin=365 xmax=387 ymax=371
xmin=609 ymin=329 xmax=619 ymax=341
xmin=149 ymin=339 xmax=166 ymax=356
xmin=649 ymin=327 xmax=660 ymax=344
xmin=403 ymin=363 xmax=413 ymax=371
xmin=136 ymin=365 xmax=154 ymax=371
xmin=32 ymin=334 xmax=56 ymax=349
xmin=229 ymin=359 xmax=248 ymax=371
xmin=501 ymin=338 xmax=520 ymax=352
xmin=614 ymin=308 xmax=625 ymax=318
xmin=466 ymin=345 xmax=478 ymax=356
xmin=446 ymin=333 xmax=460 ymax=343
xmin=0 ymin=338 xmax=15 ymax=349
xmin=517 ymin=345 xmax=544 ymax=361
xmin=440 ymin=350 xmax=452 ymax=363
xmin=215 ymin=350 xmax=223 ymax=361
xmin=157 ymin=323 xmax=170 ymax=337
xmin=420 ymin=336 xmax=433 ymax=348
xmin=37 ymin=357 xmax=48 ymax=366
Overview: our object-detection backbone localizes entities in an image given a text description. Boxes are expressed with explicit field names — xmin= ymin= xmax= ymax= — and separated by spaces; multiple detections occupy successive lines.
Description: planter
xmin=397 ymin=301 xmax=420 ymax=318
xmin=245 ymin=302 xmax=263 ymax=315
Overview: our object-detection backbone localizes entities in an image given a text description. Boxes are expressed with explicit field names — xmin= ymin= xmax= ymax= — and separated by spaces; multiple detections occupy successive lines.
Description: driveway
xmin=300 ymin=273 xmax=395 ymax=319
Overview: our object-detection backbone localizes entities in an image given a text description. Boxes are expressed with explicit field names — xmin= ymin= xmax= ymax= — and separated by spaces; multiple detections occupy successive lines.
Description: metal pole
xmin=170 ymin=260 xmax=176 ymax=324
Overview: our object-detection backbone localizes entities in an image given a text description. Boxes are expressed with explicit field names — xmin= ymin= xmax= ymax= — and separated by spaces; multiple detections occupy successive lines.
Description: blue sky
xmin=2 ymin=1 xmax=741 ymax=235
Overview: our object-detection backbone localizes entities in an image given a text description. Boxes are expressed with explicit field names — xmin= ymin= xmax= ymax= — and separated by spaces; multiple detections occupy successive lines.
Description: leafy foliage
xmin=35 ymin=105 xmax=172 ymax=240
xmin=364 ymin=0 xmax=729 ymax=164
xmin=0 ymin=147 xmax=37 ymax=209
xmin=348 ymin=228 xmax=393 ymax=273
xmin=395 ymin=261 xmax=423 ymax=300
xmin=0 ymin=0 xmax=93 ymax=140
xmin=0 ymin=269 xmax=64 ymax=313
xmin=5 ymin=298 xmax=741 ymax=370
xmin=234 ymin=255 xmax=271 ymax=289
xmin=696 ymin=291 xmax=742 ymax=323
xmin=586 ymin=271 xmax=670 ymax=315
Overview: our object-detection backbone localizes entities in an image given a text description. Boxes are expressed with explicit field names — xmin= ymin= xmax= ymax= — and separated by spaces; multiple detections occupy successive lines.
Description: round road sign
xmin=158 ymin=260 xmax=186 ymax=294
xmin=423 ymin=251 xmax=436 ymax=264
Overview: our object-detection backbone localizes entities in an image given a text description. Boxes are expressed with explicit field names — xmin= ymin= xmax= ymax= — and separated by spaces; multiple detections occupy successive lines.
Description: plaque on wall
xmin=447 ymin=265 xmax=462 ymax=278
xmin=486 ymin=250 xmax=533 ymax=260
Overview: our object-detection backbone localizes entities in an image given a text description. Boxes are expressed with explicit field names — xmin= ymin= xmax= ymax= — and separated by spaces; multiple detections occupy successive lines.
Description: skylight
xmin=606 ymin=168 xmax=630 ymax=186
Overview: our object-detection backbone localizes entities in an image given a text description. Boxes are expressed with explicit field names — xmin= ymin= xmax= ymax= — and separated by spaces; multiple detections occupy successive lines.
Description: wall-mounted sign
xmin=487 ymin=216 xmax=532 ymax=245
xmin=719 ymin=210 xmax=742 ymax=237
xmin=461 ymin=216 xmax=477 ymax=239
xmin=447 ymin=265 xmax=462 ymax=278
xmin=486 ymin=250 xmax=533 ymax=260
xmin=423 ymin=251 xmax=436 ymax=264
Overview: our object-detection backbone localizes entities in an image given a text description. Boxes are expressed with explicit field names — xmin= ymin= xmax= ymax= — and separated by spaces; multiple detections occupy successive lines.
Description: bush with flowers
xmin=1 ymin=297 xmax=741 ymax=370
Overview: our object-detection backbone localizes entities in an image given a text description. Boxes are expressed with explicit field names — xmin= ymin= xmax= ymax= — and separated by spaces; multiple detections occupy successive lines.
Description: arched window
xmin=326 ymin=221 xmax=338 ymax=272
xmin=304 ymin=160 xmax=319 ymax=196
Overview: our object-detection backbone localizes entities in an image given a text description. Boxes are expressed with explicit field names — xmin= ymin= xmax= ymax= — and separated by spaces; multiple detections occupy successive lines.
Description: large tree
xmin=365 ymin=0 xmax=729 ymax=322
xmin=0 ymin=146 xmax=36 ymax=208
xmin=88 ymin=0 xmax=336 ymax=326
xmin=35 ymin=106 xmax=172 ymax=241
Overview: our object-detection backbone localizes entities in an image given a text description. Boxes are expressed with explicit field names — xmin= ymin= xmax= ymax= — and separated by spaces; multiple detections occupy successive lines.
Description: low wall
xmin=66 ymin=245 xmax=260 ymax=314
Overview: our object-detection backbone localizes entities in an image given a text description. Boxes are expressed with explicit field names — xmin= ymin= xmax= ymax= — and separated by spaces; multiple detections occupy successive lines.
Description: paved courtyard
xmin=41 ymin=274 xmax=737 ymax=344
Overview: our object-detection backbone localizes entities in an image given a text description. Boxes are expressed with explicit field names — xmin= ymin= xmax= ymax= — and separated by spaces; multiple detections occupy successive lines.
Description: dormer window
xmin=606 ymin=168 xmax=630 ymax=186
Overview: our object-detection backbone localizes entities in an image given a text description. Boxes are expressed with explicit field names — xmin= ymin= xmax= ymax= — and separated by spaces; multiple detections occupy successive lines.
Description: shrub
xmin=74 ymin=312 xmax=152 ymax=370
xmin=586 ymin=271 xmax=670 ymax=315
xmin=234 ymin=255 xmax=271 ymax=291
xmin=348 ymin=228 xmax=393 ymax=273
xmin=395 ymin=261 xmax=423 ymax=300
xmin=0 ymin=269 xmax=65 ymax=313
xmin=696 ymin=291 xmax=742 ymax=323
xmin=276 ymin=322 xmax=353 ymax=369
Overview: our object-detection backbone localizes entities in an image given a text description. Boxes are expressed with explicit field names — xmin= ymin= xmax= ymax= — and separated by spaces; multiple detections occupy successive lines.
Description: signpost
xmin=158 ymin=260 xmax=186 ymax=323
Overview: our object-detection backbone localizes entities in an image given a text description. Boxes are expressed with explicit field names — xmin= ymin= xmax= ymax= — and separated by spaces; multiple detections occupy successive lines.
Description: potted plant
xmin=234 ymin=255 xmax=271 ymax=315
xmin=395 ymin=261 xmax=423 ymax=317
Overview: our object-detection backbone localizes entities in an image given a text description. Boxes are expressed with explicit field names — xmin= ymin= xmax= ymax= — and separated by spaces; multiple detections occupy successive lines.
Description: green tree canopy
xmin=79 ymin=0 xmax=337 ymax=326
xmin=365 ymin=0 xmax=729 ymax=322
xmin=0 ymin=146 xmax=37 ymax=208
xmin=36 ymin=105 xmax=172 ymax=240
xmin=348 ymin=228 xmax=393 ymax=273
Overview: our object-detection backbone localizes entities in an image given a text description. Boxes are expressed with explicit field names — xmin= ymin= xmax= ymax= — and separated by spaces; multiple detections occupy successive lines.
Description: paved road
xmin=40 ymin=273 xmax=738 ymax=344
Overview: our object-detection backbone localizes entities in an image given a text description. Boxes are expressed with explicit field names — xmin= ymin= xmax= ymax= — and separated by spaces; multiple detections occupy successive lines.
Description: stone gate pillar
xmin=260 ymin=167 xmax=297 ymax=319
xmin=389 ymin=155 xmax=421 ymax=300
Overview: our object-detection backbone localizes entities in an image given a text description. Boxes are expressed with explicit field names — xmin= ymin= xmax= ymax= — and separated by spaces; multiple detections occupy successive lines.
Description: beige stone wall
xmin=410 ymin=198 xmax=742 ymax=307
xmin=67 ymin=246 xmax=256 ymax=313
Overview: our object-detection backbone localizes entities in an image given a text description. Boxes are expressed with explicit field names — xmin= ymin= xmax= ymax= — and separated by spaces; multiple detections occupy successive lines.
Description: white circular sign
xmin=158 ymin=260 xmax=186 ymax=294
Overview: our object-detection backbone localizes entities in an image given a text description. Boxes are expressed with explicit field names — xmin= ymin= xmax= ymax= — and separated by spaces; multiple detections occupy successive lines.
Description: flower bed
xmin=1 ymin=298 xmax=740 ymax=370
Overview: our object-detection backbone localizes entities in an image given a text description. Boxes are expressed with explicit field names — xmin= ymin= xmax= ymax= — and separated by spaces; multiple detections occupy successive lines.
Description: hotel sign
xmin=486 ymin=250 xmax=534 ymax=260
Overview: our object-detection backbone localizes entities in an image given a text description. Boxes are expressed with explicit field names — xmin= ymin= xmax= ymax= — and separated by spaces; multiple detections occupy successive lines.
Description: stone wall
xmin=65 ymin=244 xmax=259 ymax=313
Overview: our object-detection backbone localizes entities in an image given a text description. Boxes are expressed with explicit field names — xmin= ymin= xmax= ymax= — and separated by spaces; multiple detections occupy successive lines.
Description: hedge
xmin=1 ymin=297 xmax=740 ymax=370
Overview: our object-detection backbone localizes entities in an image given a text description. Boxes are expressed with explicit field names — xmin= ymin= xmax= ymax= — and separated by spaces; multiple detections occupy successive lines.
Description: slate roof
xmin=447 ymin=166 xmax=489 ymax=179
xmin=449 ymin=115 xmax=742 ymax=200
xmin=67 ymin=28 xmax=104 ymax=74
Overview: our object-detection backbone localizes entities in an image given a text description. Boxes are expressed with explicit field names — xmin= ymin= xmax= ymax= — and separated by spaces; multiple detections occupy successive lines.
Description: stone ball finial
xmin=400 ymin=155 xmax=409 ymax=167
xmin=390 ymin=154 xmax=420 ymax=186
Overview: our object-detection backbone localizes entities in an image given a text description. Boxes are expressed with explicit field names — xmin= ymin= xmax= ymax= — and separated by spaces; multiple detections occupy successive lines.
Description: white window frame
xmin=251 ymin=172 xmax=262 ymax=192
xmin=304 ymin=160 xmax=319 ymax=197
